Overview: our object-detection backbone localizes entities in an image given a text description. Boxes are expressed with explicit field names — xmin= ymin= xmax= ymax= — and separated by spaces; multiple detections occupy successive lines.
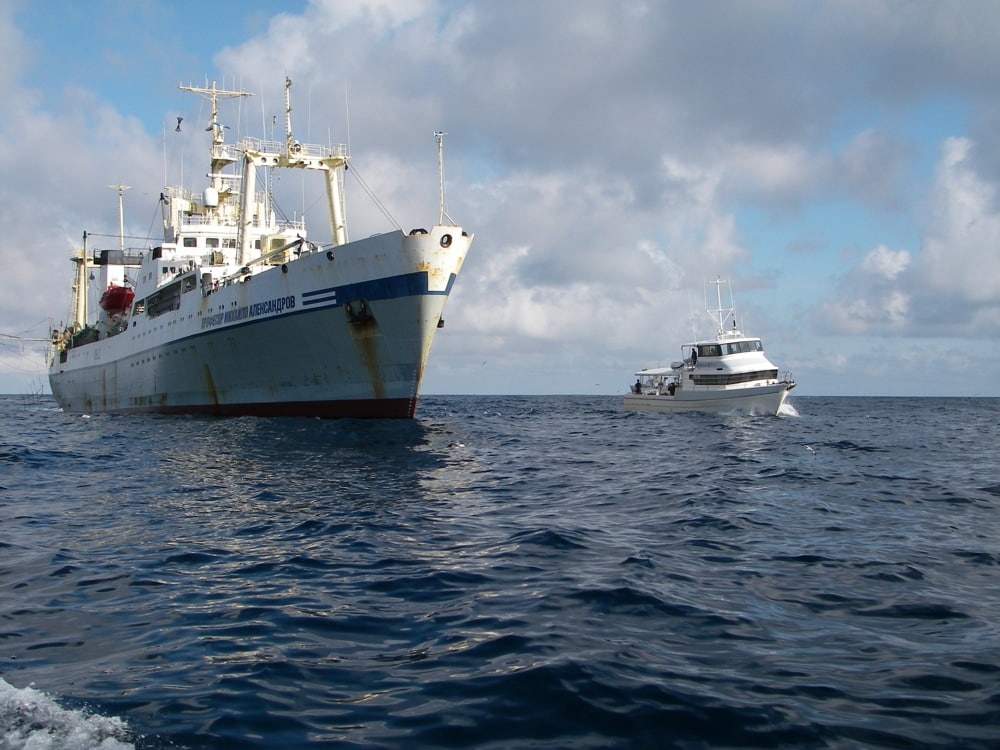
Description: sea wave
xmin=2 ymin=395 xmax=1000 ymax=748
xmin=0 ymin=678 xmax=134 ymax=750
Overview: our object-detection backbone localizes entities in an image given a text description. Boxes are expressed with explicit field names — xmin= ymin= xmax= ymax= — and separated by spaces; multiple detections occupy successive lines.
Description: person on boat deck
xmin=690 ymin=347 xmax=698 ymax=365
xmin=634 ymin=379 xmax=642 ymax=394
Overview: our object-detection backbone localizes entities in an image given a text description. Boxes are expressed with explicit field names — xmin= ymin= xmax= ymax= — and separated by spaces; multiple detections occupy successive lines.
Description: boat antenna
xmin=435 ymin=131 xmax=454 ymax=225
xmin=109 ymin=184 xmax=130 ymax=253
xmin=178 ymin=81 xmax=254 ymax=190
xmin=707 ymin=276 xmax=738 ymax=335
xmin=344 ymin=83 xmax=351 ymax=156
xmin=178 ymin=81 xmax=252 ymax=146
xmin=707 ymin=276 xmax=723 ymax=333
xmin=284 ymin=78 xmax=292 ymax=147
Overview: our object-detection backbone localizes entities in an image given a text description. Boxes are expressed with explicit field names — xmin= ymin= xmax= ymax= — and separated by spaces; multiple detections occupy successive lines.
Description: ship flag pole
xmin=109 ymin=184 xmax=130 ymax=254
xmin=435 ymin=131 xmax=453 ymax=226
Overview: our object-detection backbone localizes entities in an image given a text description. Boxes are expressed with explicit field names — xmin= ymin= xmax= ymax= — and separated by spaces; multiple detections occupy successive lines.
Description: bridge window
xmin=693 ymin=369 xmax=778 ymax=386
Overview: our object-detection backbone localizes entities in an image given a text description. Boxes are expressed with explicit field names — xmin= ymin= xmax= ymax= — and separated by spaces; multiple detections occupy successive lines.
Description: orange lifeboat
xmin=99 ymin=285 xmax=135 ymax=314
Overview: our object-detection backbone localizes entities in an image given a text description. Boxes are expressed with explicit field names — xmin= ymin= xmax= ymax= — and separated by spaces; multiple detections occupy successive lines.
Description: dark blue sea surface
xmin=2 ymin=395 xmax=999 ymax=749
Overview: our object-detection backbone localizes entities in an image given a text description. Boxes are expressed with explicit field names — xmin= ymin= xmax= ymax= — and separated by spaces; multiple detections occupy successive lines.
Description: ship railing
xmin=179 ymin=213 xmax=305 ymax=231
xmin=210 ymin=143 xmax=243 ymax=162
xmin=237 ymin=137 xmax=348 ymax=160
xmin=209 ymin=236 xmax=319 ymax=292
xmin=169 ymin=187 xmax=307 ymax=232
xmin=273 ymin=217 xmax=308 ymax=231
xmin=178 ymin=213 xmax=240 ymax=228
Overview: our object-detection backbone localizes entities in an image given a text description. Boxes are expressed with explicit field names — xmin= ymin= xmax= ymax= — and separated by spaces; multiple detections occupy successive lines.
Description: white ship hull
xmin=623 ymin=381 xmax=793 ymax=416
xmin=50 ymin=228 xmax=469 ymax=418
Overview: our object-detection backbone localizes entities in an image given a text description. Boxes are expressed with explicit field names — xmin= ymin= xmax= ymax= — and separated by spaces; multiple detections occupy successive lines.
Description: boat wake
xmin=0 ymin=678 xmax=134 ymax=750
xmin=778 ymin=401 xmax=800 ymax=417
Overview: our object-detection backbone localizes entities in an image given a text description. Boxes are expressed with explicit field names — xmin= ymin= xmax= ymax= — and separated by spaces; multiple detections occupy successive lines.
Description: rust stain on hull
xmin=203 ymin=364 xmax=220 ymax=405
xmin=346 ymin=300 xmax=384 ymax=400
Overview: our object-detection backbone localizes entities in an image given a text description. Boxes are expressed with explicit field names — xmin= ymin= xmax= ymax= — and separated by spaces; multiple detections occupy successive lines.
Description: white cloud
xmin=861 ymin=244 xmax=911 ymax=279
xmin=916 ymin=137 xmax=1000 ymax=303
xmin=722 ymin=144 xmax=831 ymax=208
xmin=6 ymin=2 xmax=1000 ymax=395
xmin=813 ymin=134 xmax=1000 ymax=340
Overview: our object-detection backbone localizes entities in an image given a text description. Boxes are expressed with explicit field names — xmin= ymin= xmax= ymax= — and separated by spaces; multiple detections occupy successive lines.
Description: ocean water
xmin=1 ymin=394 xmax=998 ymax=749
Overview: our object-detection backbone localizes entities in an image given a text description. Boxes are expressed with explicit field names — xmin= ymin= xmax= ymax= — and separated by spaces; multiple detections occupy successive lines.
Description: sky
xmin=2 ymin=0 xmax=1000 ymax=397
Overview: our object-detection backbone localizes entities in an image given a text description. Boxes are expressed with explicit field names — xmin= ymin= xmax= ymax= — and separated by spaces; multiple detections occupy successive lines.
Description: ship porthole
xmin=326 ymin=251 xmax=335 ymax=261
xmin=440 ymin=234 xmax=452 ymax=248
xmin=281 ymin=264 xmax=288 ymax=273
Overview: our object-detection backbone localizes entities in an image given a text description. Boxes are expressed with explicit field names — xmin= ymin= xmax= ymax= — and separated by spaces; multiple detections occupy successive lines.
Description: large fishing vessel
xmin=48 ymin=79 xmax=472 ymax=418
xmin=624 ymin=278 xmax=795 ymax=415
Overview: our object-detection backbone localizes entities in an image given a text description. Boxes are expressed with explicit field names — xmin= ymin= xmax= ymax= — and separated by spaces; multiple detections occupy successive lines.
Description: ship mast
xmin=109 ymin=184 xmax=130 ymax=253
xmin=177 ymin=81 xmax=254 ymax=199
xmin=281 ymin=76 xmax=349 ymax=247
xmin=435 ymin=131 xmax=449 ymax=225
xmin=707 ymin=276 xmax=738 ymax=336
xmin=71 ymin=233 xmax=89 ymax=331
xmin=284 ymin=76 xmax=296 ymax=156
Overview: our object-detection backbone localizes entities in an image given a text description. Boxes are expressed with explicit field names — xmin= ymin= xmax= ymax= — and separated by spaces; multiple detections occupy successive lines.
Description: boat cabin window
xmin=183 ymin=237 xmax=198 ymax=248
xmin=206 ymin=237 xmax=219 ymax=248
xmin=693 ymin=369 xmax=778 ymax=386
xmin=724 ymin=340 xmax=764 ymax=354
xmin=698 ymin=344 xmax=723 ymax=357
xmin=145 ymin=279 xmax=182 ymax=318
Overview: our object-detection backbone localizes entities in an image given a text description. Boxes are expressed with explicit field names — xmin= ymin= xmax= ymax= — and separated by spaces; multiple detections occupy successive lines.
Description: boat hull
xmin=623 ymin=382 xmax=794 ymax=415
xmin=49 ymin=228 xmax=468 ymax=419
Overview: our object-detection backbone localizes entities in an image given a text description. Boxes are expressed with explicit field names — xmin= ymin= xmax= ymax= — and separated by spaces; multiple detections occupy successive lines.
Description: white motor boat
xmin=623 ymin=278 xmax=795 ymax=415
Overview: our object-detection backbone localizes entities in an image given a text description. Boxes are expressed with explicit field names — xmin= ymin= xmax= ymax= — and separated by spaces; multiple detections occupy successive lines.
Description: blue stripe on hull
xmin=301 ymin=271 xmax=455 ymax=307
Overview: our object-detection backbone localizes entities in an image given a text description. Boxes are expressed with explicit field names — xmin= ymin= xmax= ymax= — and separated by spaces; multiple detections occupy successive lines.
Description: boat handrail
xmin=178 ymin=213 xmax=240 ymax=228
xmin=176 ymin=210 xmax=307 ymax=233
xmin=237 ymin=137 xmax=348 ymax=160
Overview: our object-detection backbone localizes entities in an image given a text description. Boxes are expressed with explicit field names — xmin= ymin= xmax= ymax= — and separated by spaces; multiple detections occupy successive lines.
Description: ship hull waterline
xmin=623 ymin=382 xmax=794 ymax=416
